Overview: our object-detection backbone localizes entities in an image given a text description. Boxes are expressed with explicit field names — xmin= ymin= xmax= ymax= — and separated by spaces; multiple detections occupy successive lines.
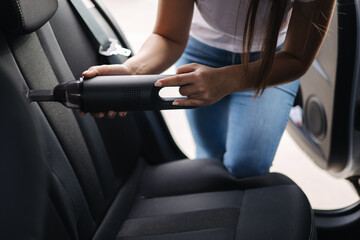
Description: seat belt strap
xmin=68 ymin=0 xmax=131 ymax=59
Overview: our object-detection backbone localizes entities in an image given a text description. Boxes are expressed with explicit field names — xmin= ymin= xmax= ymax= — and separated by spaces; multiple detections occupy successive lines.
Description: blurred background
xmin=101 ymin=0 xmax=358 ymax=210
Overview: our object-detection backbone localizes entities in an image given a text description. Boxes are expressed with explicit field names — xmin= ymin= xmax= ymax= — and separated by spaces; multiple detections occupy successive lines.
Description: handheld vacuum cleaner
xmin=26 ymin=75 xmax=188 ymax=112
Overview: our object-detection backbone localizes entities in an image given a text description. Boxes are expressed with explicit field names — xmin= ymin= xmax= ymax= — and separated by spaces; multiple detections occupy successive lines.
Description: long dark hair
xmin=242 ymin=0 xmax=289 ymax=96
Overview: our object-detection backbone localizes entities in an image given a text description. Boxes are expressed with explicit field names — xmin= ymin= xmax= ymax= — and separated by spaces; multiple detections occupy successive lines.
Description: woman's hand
xmin=155 ymin=63 xmax=236 ymax=107
xmin=79 ymin=64 xmax=132 ymax=118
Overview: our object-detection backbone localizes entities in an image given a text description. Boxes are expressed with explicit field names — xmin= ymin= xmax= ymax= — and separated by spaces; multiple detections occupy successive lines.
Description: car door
xmin=287 ymin=0 xmax=360 ymax=238
xmin=288 ymin=0 xmax=359 ymax=182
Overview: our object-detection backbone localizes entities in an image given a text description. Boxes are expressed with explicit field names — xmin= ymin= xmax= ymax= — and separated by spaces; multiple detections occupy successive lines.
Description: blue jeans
xmin=176 ymin=36 xmax=300 ymax=178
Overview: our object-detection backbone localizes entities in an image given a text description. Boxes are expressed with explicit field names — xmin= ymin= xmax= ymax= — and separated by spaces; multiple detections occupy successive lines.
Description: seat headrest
xmin=0 ymin=0 xmax=58 ymax=34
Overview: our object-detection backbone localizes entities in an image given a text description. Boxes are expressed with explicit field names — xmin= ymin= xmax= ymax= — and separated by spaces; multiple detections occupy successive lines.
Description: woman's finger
xmin=78 ymin=110 xmax=86 ymax=116
xmin=82 ymin=65 xmax=106 ymax=78
xmin=82 ymin=64 xmax=128 ymax=78
xmin=82 ymin=69 xmax=98 ymax=78
xmin=91 ymin=112 xmax=105 ymax=118
xmin=107 ymin=111 xmax=116 ymax=119
xmin=118 ymin=112 xmax=128 ymax=118
xmin=173 ymin=98 xmax=204 ymax=107
xmin=176 ymin=63 xmax=198 ymax=74
xmin=179 ymin=84 xmax=198 ymax=96
xmin=155 ymin=73 xmax=194 ymax=87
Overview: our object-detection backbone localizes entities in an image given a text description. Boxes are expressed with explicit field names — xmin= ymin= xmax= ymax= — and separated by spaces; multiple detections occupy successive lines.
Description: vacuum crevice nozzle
xmin=26 ymin=90 xmax=56 ymax=102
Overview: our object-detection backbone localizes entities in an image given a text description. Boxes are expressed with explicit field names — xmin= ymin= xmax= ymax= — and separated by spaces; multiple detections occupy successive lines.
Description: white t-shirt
xmin=190 ymin=0 xmax=315 ymax=53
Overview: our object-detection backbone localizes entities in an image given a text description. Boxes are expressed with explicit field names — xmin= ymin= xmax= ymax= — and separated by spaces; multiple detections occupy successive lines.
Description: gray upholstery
xmin=139 ymin=158 xmax=295 ymax=197
xmin=118 ymin=187 xmax=313 ymax=240
xmin=0 ymin=0 xmax=317 ymax=239
xmin=114 ymin=159 xmax=314 ymax=240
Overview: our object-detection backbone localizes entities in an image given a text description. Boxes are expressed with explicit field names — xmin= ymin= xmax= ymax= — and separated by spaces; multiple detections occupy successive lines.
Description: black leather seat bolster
xmin=139 ymin=158 xmax=295 ymax=198
xmin=0 ymin=0 xmax=58 ymax=34
xmin=0 ymin=65 xmax=47 ymax=239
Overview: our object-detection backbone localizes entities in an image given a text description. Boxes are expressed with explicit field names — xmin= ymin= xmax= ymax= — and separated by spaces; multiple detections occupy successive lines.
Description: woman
xmin=82 ymin=0 xmax=336 ymax=177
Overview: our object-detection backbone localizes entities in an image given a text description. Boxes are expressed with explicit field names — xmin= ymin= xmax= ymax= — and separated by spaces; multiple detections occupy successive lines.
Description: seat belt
xmin=69 ymin=0 xmax=186 ymax=161
xmin=68 ymin=0 xmax=131 ymax=63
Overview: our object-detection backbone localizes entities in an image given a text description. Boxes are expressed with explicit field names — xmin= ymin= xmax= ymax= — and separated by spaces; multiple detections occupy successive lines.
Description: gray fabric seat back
xmin=0 ymin=0 xmax=143 ymax=238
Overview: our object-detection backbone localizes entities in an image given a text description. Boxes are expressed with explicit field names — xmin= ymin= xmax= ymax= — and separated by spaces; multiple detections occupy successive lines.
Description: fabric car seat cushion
xmin=114 ymin=159 xmax=314 ymax=240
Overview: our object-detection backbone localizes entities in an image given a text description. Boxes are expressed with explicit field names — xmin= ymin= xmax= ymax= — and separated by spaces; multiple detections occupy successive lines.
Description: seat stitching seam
xmin=115 ymin=228 xmax=236 ymax=239
xmin=14 ymin=0 xmax=25 ymax=30
xmin=49 ymin=168 xmax=80 ymax=221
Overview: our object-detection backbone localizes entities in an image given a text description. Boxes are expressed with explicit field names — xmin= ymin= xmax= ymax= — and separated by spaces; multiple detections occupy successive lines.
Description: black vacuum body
xmin=27 ymin=75 xmax=187 ymax=111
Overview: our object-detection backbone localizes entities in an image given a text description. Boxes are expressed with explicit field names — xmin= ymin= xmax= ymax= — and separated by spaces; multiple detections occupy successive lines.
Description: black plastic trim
xmin=328 ymin=2 xmax=358 ymax=172
xmin=315 ymin=201 xmax=360 ymax=240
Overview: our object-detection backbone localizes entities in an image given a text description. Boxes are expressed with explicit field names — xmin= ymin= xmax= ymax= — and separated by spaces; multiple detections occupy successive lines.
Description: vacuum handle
xmin=81 ymin=75 xmax=191 ymax=112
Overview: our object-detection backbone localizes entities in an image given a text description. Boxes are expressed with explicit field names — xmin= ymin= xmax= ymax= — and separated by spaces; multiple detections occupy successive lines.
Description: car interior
xmin=0 ymin=0 xmax=359 ymax=239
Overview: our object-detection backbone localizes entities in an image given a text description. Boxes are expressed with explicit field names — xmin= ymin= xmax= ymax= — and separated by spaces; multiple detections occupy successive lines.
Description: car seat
xmin=0 ymin=0 xmax=316 ymax=239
